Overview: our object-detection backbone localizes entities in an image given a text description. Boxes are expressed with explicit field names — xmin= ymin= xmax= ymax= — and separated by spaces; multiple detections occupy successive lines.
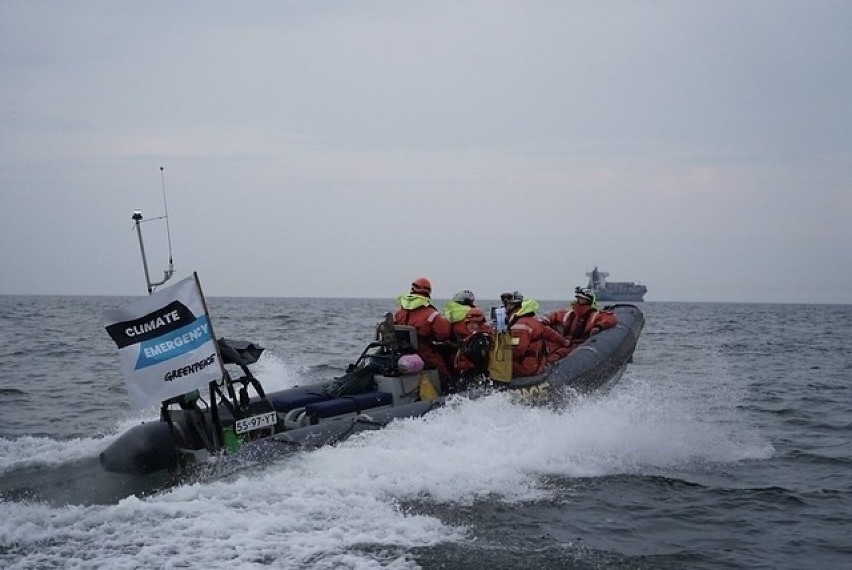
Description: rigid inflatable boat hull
xmin=100 ymin=304 xmax=644 ymax=475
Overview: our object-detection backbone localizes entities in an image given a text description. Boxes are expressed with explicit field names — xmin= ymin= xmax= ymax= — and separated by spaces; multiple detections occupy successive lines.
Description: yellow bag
xmin=487 ymin=332 xmax=513 ymax=383
xmin=418 ymin=372 xmax=439 ymax=401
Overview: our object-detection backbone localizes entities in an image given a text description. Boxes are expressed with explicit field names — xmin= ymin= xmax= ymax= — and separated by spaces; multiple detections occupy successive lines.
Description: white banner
xmin=104 ymin=274 xmax=223 ymax=410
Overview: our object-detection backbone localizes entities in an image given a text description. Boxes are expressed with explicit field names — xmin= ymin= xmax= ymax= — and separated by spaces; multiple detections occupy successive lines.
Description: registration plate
xmin=234 ymin=411 xmax=278 ymax=434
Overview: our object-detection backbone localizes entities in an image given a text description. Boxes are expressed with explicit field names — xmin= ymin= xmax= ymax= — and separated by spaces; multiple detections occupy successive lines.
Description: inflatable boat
xmin=100 ymin=304 xmax=644 ymax=476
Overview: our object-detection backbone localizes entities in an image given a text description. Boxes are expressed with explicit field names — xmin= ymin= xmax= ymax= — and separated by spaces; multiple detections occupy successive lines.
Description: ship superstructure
xmin=587 ymin=267 xmax=647 ymax=302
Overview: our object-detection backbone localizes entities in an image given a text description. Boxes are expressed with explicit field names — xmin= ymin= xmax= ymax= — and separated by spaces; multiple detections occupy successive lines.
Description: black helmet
xmin=500 ymin=291 xmax=523 ymax=305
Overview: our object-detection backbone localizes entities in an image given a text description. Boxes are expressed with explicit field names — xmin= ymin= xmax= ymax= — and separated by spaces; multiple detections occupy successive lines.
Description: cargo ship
xmin=587 ymin=266 xmax=647 ymax=302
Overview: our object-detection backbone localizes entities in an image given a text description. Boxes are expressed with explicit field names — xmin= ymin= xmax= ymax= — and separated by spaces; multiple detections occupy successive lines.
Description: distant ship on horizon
xmin=587 ymin=267 xmax=647 ymax=302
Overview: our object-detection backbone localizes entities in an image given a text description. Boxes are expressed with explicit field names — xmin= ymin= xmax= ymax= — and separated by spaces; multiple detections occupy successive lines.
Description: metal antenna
xmin=160 ymin=166 xmax=175 ymax=270
xmin=132 ymin=168 xmax=176 ymax=295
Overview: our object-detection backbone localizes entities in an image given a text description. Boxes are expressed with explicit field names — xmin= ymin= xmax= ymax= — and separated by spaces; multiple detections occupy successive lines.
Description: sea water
xmin=1 ymin=296 xmax=850 ymax=569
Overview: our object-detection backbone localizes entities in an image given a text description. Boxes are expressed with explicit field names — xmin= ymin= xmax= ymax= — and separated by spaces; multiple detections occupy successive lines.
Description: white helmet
xmin=575 ymin=288 xmax=595 ymax=304
xmin=452 ymin=290 xmax=475 ymax=305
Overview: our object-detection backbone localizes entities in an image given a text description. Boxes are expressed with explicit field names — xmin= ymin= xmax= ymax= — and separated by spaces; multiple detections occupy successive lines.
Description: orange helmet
xmin=410 ymin=277 xmax=432 ymax=296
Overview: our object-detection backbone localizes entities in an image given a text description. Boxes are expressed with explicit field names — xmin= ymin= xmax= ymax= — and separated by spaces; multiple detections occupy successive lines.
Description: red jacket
xmin=508 ymin=314 xmax=569 ymax=377
xmin=544 ymin=306 xmax=617 ymax=364
xmin=449 ymin=319 xmax=470 ymax=344
xmin=394 ymin=303 xmax=451 ymax=379
xmin=546 ymin=306 xmax=617 ymax=341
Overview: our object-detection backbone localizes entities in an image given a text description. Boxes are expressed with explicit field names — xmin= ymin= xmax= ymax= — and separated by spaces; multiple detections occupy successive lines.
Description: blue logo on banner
xmin=135 ymin=315 xmax=212 ymax=370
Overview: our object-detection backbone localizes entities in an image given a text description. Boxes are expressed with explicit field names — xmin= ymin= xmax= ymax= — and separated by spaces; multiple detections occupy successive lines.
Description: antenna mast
xmin=160 ymin=166 xmax=175 ymax=272
xmin=132 ymin=167 xmax=176 ymax=295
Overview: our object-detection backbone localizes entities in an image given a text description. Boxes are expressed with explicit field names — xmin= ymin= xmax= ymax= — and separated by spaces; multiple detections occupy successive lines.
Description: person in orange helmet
xmin=394 ymin=277 xmax=451 ymax=382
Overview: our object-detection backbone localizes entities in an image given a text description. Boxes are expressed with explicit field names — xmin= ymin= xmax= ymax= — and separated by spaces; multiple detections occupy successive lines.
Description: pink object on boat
xmin=397 ymin=354 xmax=424 ymax=374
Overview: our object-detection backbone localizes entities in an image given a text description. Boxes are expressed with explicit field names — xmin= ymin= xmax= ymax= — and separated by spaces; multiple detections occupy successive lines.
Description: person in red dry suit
xmin=443 ymin=289 xmax=478 ymax=343
xmin=501 ymin=291 xmax=569 ymax=377
xmin=544 ymin=287 xmax=618 ymax=364
xmin=394 ymin=277 xmax=451 ymax=382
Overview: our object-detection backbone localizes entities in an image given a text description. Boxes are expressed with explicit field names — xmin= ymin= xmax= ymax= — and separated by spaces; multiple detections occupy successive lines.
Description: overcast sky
xmin=2 ymin=1 xmax=850 ymax=303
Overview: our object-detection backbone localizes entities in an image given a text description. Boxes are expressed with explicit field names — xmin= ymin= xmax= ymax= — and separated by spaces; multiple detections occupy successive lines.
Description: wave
xmin=0 ymin=363 xmax=779 ymax=569
xmin=786 ymin=448 xmax=852 ymax=467
xmin=0 ymin=434 xmax=117 ymax=477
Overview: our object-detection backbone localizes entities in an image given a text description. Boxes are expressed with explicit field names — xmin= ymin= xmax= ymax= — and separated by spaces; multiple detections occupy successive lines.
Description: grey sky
xmin=2 ymin=1 xmax=850 ymax=303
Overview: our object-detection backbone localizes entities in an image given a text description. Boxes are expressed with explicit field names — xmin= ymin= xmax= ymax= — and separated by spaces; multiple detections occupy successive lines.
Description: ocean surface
xmin=1 ymin=296 xmax=850 ymax=569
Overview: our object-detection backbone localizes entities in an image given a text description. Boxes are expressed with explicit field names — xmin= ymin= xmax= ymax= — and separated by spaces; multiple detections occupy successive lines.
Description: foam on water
xmin=251 ymin=352 xmax=311 ymax=391
xmin=0 ymin=434 xmax=117 ymax=476
xmin=0 ymin=372 xmax=772 ymax=569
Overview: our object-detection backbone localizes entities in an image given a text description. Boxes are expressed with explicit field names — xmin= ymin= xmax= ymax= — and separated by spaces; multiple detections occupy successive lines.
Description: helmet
xmin=410 ymin=277 xmax=432 ymax=296
xmin=452 ymin=289 xmax=475 ymax=305
xmin=464 ymin=307 xmax=486 ymax=324
xmin=500 ymin=291 xmax=524 ymax=305
xmin=575 ymin=287 xmax=595 ymax=304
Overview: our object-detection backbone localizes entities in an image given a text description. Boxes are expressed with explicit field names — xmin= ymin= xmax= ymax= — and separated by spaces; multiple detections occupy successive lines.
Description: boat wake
xmin=0 ymin=365 xmax=773 ymax=568
xmin=0 ymin=366 xmax=772 ymax=505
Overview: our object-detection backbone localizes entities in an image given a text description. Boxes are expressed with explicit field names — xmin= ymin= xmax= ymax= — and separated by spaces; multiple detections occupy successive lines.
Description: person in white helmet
xmin=544 ymin=287 xmax=617 ymax=363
